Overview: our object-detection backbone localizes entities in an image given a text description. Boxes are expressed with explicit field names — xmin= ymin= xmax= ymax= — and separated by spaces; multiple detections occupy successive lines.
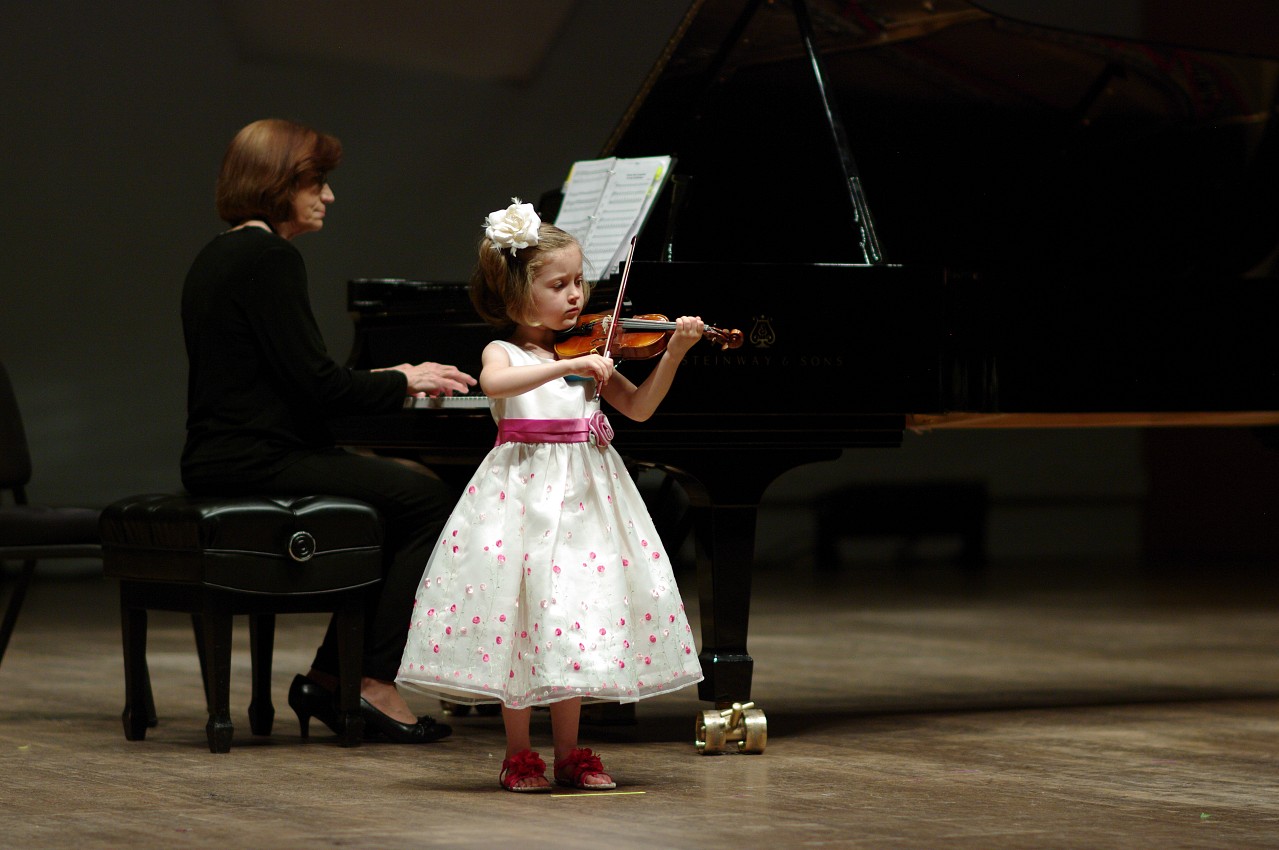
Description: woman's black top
xmin=181 ymin=227 xmax=405 ymax=487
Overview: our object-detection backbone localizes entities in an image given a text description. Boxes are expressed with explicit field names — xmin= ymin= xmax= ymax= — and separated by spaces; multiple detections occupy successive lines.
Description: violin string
xmin=619 ymin=318 xmax=674 ymax=330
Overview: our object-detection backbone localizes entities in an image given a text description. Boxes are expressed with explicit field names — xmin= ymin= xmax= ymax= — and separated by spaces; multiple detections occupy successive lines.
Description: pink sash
xmin=496 ymin=413 xmax=614 ymax=448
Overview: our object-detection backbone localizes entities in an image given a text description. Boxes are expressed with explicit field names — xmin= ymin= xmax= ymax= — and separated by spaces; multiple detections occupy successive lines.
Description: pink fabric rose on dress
xmin=588 ymin=410 xmax=614 ymax=449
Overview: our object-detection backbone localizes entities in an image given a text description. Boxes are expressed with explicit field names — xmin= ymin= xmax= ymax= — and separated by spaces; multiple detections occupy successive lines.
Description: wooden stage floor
xmin=3 ymin=557 xmax=1278 ymax=849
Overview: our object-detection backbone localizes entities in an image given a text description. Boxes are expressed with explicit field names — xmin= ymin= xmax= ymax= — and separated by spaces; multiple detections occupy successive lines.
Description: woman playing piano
xmin=396 ymin=200 xmax=705 ymax=791
xmin=181 ymin=118 xmax=476 ymax=744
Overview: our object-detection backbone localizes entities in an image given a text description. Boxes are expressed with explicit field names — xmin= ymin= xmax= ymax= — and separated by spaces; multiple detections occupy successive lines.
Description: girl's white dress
xmin=397 ymin=340 xmax=704 ymax=708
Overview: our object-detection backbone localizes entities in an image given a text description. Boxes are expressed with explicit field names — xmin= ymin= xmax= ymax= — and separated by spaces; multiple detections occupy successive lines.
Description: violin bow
xmin=600 ymin=235 xmax=638 ymax=357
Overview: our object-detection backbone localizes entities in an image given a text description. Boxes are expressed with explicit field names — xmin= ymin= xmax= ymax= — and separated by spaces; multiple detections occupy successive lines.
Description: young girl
xmin=397 ymin=199 xmax=705 ymax=792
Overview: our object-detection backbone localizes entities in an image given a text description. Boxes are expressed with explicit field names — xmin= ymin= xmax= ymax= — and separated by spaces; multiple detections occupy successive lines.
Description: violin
xmin=554 ymin=313 xmax=744 ymax=360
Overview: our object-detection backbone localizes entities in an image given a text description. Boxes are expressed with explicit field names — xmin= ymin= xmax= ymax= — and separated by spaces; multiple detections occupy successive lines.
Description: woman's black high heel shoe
xmin=359 ymin=698 xmax=452 ymax=744
xmin=288 ymin=674 xmax=343 ymax=739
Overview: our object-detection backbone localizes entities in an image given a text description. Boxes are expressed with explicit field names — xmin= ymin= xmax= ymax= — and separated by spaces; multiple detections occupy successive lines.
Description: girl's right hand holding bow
xmin=563 ymin=352 xmax=614 ymax=391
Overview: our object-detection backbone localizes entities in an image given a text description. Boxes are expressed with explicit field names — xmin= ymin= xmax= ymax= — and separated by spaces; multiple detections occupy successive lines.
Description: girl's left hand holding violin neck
xmin=664 ymin=316 xmax=705 ymax=360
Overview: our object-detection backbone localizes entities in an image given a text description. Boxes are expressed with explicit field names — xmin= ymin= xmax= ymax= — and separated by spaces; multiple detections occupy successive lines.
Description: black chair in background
xmin=0 ymin=358 xmax=102 ymax=669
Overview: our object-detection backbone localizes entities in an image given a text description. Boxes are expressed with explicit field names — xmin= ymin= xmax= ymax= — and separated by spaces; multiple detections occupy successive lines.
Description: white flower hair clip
xmin=484 ymin=197 xmax=541 ymax=257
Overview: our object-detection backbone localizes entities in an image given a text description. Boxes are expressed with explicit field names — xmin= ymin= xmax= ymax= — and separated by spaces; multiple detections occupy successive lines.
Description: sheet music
xmin=553 ymin=158 xmax=616 ymax=242
xmin=554 ymin=155 xmax=672 ymax=281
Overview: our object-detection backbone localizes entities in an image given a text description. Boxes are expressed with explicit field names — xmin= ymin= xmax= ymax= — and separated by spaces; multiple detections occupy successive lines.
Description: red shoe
xmin=499 ymin=749 xmax=551 ymax=793
xmin=553 ymin=747 xmax=616 ymax=790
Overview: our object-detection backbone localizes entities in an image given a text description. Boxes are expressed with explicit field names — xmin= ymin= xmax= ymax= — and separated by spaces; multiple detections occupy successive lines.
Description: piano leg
xmin=642 ymin=449 xmax=841 ymax=708
xmin=688 ymin=501 xmax=758 ymax=703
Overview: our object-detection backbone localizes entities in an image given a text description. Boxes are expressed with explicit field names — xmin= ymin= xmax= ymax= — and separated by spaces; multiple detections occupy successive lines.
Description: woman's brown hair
xmin=215 ymin=118 xmax=342 ymax=226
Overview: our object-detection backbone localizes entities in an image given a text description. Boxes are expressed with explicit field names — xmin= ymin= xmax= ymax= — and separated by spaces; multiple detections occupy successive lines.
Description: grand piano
xmin=333 ymin=0 xmax=1279 ymax=747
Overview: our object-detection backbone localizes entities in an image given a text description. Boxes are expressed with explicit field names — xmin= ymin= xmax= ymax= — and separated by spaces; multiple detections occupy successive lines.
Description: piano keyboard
xmin=403 ymin=395 xmax=490 ymax=410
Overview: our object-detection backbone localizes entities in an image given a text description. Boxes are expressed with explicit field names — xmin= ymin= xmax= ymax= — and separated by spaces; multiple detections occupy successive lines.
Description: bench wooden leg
xmin=248 ymin=614 xmax=276 ymax=736
xmin=197 ymin=605 xmax=234 ymax=753
xmin=119 ymin=589 xmax=152 ymax=742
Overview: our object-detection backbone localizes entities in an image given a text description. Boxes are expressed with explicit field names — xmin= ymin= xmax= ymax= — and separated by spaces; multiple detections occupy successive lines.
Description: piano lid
xmin=603 ymin=0 xmax=1279 ymax=278
xmin=970 ymin=1 xmax=1279 ymax=60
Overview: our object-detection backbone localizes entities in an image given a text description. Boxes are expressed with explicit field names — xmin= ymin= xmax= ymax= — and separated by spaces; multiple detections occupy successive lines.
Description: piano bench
xmin=99 ymin=493 xmax=383 ymax=753
xmin=814 ymin=480 xmax=989 ymax=573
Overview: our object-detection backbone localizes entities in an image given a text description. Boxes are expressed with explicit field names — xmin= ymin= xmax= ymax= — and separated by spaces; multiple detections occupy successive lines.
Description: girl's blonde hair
xmin=469 ymin=222 xmax=590 ymax=328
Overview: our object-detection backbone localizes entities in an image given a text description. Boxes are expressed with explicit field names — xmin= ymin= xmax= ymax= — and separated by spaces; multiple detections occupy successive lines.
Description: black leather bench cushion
xmin=100 ymin=494 xmax=383 ymax=594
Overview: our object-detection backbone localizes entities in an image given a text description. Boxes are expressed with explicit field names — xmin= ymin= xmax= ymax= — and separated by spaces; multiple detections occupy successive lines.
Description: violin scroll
xmin=703 ymin=324 xmax=744 ymax=351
